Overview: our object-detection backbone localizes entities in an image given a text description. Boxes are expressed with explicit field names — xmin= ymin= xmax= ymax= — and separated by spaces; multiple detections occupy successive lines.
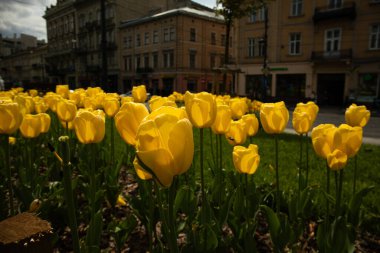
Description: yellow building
xmin=119 ymin=6 xmax=229 ymax=94
xmin=237 ymin=0 xmax=380 ymax=107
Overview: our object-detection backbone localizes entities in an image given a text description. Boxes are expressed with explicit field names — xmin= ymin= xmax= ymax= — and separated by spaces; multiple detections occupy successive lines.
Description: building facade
xmin=119 ymin=7 xmax=230 ymax=95
xmin=236 ymin=0 xmax=380 ymax=106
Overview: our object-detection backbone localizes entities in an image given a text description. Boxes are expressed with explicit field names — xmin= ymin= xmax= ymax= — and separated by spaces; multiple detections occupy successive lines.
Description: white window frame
xmin=369 ymin=24 xmax=380 ymax=50
xmin=291 ymin=0 xmax=303 ymax=16
xmin=248 ymin=38 xmax=255 ymax=57
xmin=249 ymin=7 xmax=266 ymax=22
xmin=289 ymin=33 xmax=301 ymax=55
xmin=324 ymin=28 xmax=341 ymax=53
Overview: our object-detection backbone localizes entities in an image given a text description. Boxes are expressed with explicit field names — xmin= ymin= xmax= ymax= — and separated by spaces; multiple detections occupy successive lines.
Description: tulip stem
xmin=61 ymin=139 xmax=80 ymax=253
xmin=298 ymin=134 xmax=303 ymax=200
xmin=353 ymin=155 xmax=358 ymax=195
xmin=168 ymin=177 xmax=178 ymax=253
xmin=90 ymin=144 xmax=97 ymax=217
xmin=110 ymin=118 xmax=115 ymax=166
xmin=305 ymin=133 xmax=309 ymax=187
xmin=275 ymin=135 xmax=280 ymax=213
xmin=2 ymin=135 xmax=14 ymax=216
xmin=326 ymin=162 xmax=330 ymax=223
xmin=200 ymin=128 xmax=207 ymax=249
xmin=336 ymin=170 xmax=343 ymax=217
xmin=218 ymin=134 xmax=223 ymax=202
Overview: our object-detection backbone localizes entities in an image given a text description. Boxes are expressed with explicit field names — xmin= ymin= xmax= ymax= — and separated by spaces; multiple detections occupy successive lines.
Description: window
xmin=190 ymin=28 xmax=196 ymax=42
xmin=163 ymin=28 xmax=170 ymax=42
xmin=328 ymin=0 xmax=343 ymax=9
xmin=135 ymin=54 xmax=141 ymax=69
xmin=125 ymin=56 xmax=132 ymax=71
xmin=144 ymin=54 xmax=149 ymax=68
xmin=136 ymin=34 xmax=141 ymax=47
xmin=144 ymin=32 xmax=150 ymax=45
xmin=170 ymin=27 xmax=175 ymax=41
xmin=211 ymin=32 xmax=216 ymax=45
xmin=153 ymin=30 xmax=159 ymax=44
xmin=247 ymin=37 xmax=264 ymax=57
xmin=291 ymin=0 xmax=303 ymax=16
xmin=369 ymin=24 xmax=380 ymax=50
xmin=152 ymin=52 xmax=159 ymax=68
xmin=127 ymin=36 xmax=132 ymax=48
xmin=289 ymin=33 xmax=301 ymax=55
xmin=189 ymin=50 xmax=197 ymax=69
xmin=249 ymin=6 xmax=266 ymax=22
xmin=221 ymin=34 xmax=226 ymax=46
xmin=163 ymin=50 xmax=174 ymax=68
xmin=210 ymin=54 xmax=216 ymax=68
xmin=325 ymin=28 xmax=341 ymax=52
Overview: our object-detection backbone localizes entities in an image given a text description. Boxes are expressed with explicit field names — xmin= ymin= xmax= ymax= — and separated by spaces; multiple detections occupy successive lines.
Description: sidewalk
xmin=285 ymin=107 xmax=380 ymax=145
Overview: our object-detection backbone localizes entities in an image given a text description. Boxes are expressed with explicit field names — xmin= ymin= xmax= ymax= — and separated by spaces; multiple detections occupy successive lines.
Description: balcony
xmin=313 ymin=2 xmax=356 ymax=23
xmin=86 ymin=65 xmax=101 ymax=72
xmin=136 ymin=67 xmax=154 ymax=74
xmin=311 ymin=49 xmax=352 ymax=62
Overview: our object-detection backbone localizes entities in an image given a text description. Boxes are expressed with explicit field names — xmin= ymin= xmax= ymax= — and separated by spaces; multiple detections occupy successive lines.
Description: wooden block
xmin=0 ymin=212 xmax=53 ymax=253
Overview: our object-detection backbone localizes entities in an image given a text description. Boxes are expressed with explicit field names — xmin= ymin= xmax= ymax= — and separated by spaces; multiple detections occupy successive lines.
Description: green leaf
xmin=260 ymin=205 xmax=280 ymax=245
xmin=86 ymin=211 xmax=103 ymax=253
xmin=348 ymin=186 xmax=375 ymax=227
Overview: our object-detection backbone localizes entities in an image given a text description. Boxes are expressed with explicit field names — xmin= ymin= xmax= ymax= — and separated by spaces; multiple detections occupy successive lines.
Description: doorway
xmin=317 ymin=74 xmax=345 ymax=106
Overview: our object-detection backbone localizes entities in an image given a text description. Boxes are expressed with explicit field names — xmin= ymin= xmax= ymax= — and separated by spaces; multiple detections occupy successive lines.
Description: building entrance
xmin=317 ymin=74 xmax=345 ymax=106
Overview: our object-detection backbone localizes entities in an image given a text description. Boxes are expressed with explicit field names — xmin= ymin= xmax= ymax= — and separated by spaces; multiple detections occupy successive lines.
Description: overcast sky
xmin=0 ymin=0 xmax=217 ymax=41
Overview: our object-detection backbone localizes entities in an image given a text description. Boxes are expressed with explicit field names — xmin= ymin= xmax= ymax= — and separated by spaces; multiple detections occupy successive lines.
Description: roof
xmin=120 ymin=7 xmax=224 ymax=28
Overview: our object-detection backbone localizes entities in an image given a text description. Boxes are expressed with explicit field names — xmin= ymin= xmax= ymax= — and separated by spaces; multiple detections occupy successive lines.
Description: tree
xmin=216 ymin=0 xmax=268 ymax=94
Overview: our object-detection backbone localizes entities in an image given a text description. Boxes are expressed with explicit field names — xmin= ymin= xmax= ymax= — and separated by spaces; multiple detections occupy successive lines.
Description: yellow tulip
xmin=35 ymin=101 xmax=49 ymax=113
xmin=225 ymin=119 xmax=247 ymax=146
xmin=294 ymin=101 xmax=319 ymax=124
xmin=114 ymin=102 xmax=149 ymax=146
xmin=242 ymin=114 xmax=259 ymax=137
xmin=121 ymin=96 xmax=134 ymax=104
xmin=8 ymin=137 xmax=16 ymax=145
xmin=345 ymin=103 xmax=370 ymax=127
xmin=103 ymin=97 xmax=120 ymax=117
xmin=132 ymin=85 xmax=147 ymax=103
xmin=211 ymin=104 xmax=232 ymax=134
xmin=251 ymin=100 xmax=262 ymax=112
xmin=29 ymin=89 xmax=38 ymax=97
xmin=233 ymin=144 xmax=260 ymax=174
xmin=61 ymin=120 xmax=74 ymax=130
xmin=86 ymin=87 xmax=103 ymax=97
xmin=184 ymin=91 xmax=216 ymax=128
xmin=229 ymin=97 xmax=248 ymax=119
xmin=69 ymin=91 xmax=82 ymax=106
xmin=149 ymin=96 xmax=177 ymax=112
xmin=73 ymin=110 xmax=105 ymax=144
xmin=57 ymin=99 xmax=77 ymax=122
xmin=83 ymin=96 xmax=98 ymax=110
xmin=14 ymin=95 xmax=35 ymax=114
xmin=44 ymin=93 xmax=61 ymax=112
xmin=0 ymin=101 xmax=23 ymax=134
xmin=311 ymin=124 xmax=337 ymax=159
xmin=135 ymin=113 xmax=194 ymax=187
xmin=39 ymin=113 xmax=51 ymax=133
xmin=292 ymin=111 xmax=312 ymax=134
xmin=19 ymin=114 xmax=42 ymax=138
xmin=146 ymin=106 xmax=188 ymax=121
xmin=327 ymin=149 xmax=347 ymax=171
xmin=116 ymin=195 xmax=127 ymax=207
xmin=260 ymin=101 xmax=289 ymax=134
xmin=334 ymin=124 xmax=362 ymax=158
xmin=133 ymin=157 xmax=153 ymax=180
xmin=56 ymin=84 xmax=69 ymax=98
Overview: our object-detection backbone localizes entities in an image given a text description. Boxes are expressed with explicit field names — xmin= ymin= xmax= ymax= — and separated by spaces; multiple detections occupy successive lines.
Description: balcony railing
xmin=313 ymin=2 xmax=356 ymax=23
xmin=311 ymin=49 xmax=352 ymax=62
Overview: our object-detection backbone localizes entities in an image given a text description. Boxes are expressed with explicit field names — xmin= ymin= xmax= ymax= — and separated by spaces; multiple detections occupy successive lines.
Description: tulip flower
xmin=35 ymin=101 xmax=49 ymax=113
xmin=116 ymin=195 xmax=127 ymax=207
xmin=73 ymin=110 xmax=105 ymax=144
xmin=39 ymin=113 xmax=51 ymax=133
xmin=57 ymin=99 xmax=77 ymax=122
xmin=29 ymin=89 xmax=38 ymax=97
xmin=115 ymin=102 xmax=149 ymax=146
xmin=294 ymin=102 xmax=319 ymax=125
xmin=260 ymin=101 xmax=289 ymax=134
xmin=8 ymin=136 xmax=16 ymax=145
xmin=334 ymin=124 xmax=362 ymax=158
xmin=103 ymin=97 xmax=120 ymax=117
xmin=135 ymin=113 xmax=194 ymax=187
xmin=242 ymin=114 xmax=259 ymax=137
xmin=292 ymin=111 xmax=313 ymax=135
xmin=132 ymin=85 xmax=147 ymax=103
xmin=184 ymin=91 xmax=216 ymax=128
xmin=86 ymin=86 xmax=103 ymax=97
xmin=146 ymin=106 xmax=187 ymax=121
xmin=229 ymin=97 xmax=248 ymax=120
xmin=44 ymin=93 xmax=61 ymax=112
xmin=311 ymin=124 xmax=337 ymax=159
xmin=345 ymin=103 xmax=370 ymax=127
xmin=0 ymin=101 xmax=23 ymax=134
xmin=327 ymin=149 xmax=347 ymax=171
xmin=149 ymin=96 xmax=177 ymax=112
xmin=233 ymin=144 xmax=260 ymax=174
xmin=133 ymin=157 xmax=153 ymax=180
xmin=225 ymin=119 xmax=247 ymax=146
xmin=19 ymin=114 xmax=42 ymax=138
xmin=14 ymin=95 xmax=35 ymax=114
xmin=56 ymin=84 xmax=69 ymax=98
xmin=69 ymin=91 xmax=82 ymax=106
xmin=211 ymin=104 xmax=232 ymax=134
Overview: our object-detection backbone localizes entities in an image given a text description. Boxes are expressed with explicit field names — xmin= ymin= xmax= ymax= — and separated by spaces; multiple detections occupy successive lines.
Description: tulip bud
xmin=56 ymin=84 xmax=69 ymax=98
xmin=211 ymin=104 xmax=232 ymax=134
xmin=103 ymin=97 xmax=120 ymax=117
xmin=233 ymin=144 xmax=260 ymax=174
xmin=184 ymin=91 xmax=216 ymax=128
xmin=229 ymin=97 xmax=248 ymax=120
xmin=0 ymin=101 xmax=23 ymax=134
xmin=242 ymin=114 xmax=259 ymax=137
xmin=57 ymin=99 xmax=77 ymax=122
xmin=73 ymin=110 xmax=105 ymax=144
xmin=19 ymin=114 xmax=42 ymax=138
xmin=225 ymin=119 xmax=247 ymax=146
xmin=345 ymin=103 xmax=370 ymax=127
xmin=260 ymin=101 xmax=289 ymax=134
xmin=132 ymin=85 xmax=147 ymax=103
